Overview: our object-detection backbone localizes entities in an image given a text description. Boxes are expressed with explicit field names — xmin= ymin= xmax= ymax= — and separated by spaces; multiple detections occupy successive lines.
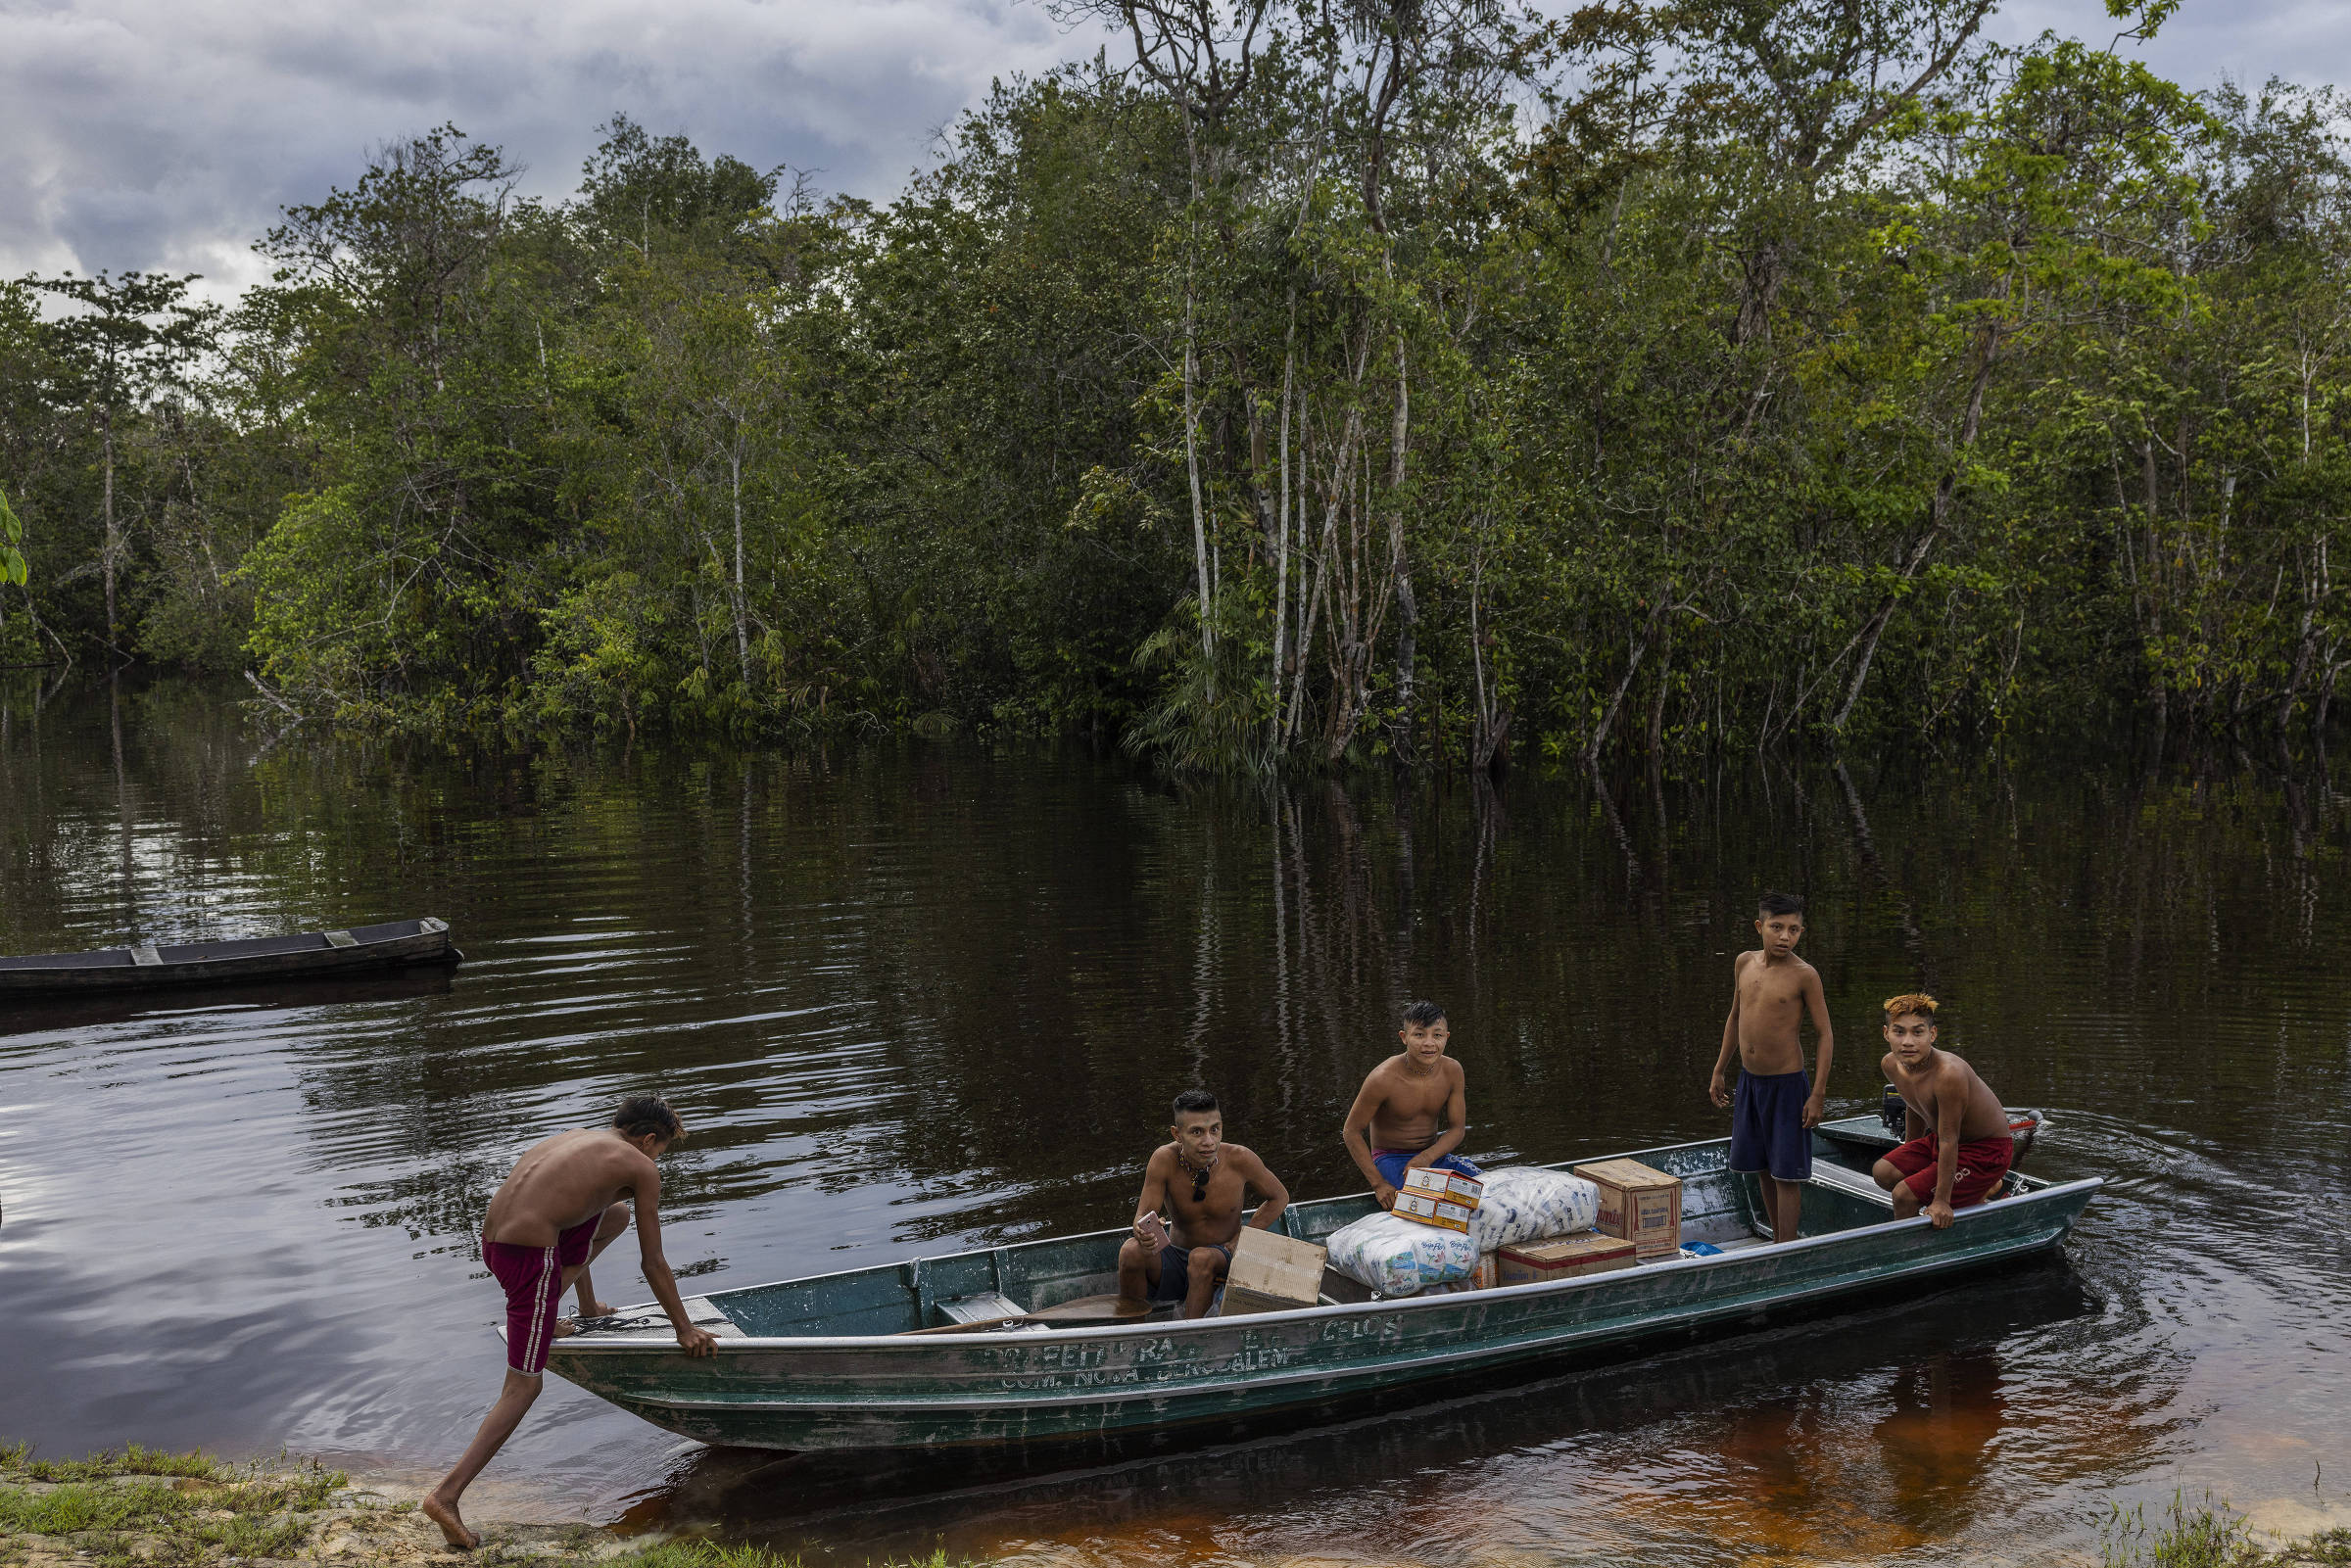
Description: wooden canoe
xmin=546 ymin=1125 xmax=2098 ymax=1453
xmin=0 ymin=917 xmax=461 ymax=994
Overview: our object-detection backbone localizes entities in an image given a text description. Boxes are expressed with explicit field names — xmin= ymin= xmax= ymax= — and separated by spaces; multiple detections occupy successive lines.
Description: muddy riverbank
xmin=4 ymin=1444 xmax=2348 ymax=1568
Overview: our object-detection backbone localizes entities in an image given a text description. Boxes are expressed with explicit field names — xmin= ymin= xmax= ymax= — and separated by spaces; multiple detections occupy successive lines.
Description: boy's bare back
xmin=483 ymin=1129 xmax=656 ymax=1249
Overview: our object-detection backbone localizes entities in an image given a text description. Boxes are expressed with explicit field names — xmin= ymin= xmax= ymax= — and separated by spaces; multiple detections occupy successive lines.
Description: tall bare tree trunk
xmin=1646 ymin=619 xmax=1673 ymax=758
xmin=730 ymin=434 xmax=750 ymax=695
xmin=102 ymin=407 xmax=120 ymax=656
xmin=1386 ymin=327 xmax=1415 ymax=762
xmin=1831 ymin=325 xmax=2002 ymax=736
xmin=1586 ymin=589 xmax=1670 ymax=766
xmin=1469 ymin=532 xmax=1510 ymax=776
xmin=1271 ymin=342 xmax=1293 ymax=756
xmin=1180 ymin=114 xmax=1214 ymax=686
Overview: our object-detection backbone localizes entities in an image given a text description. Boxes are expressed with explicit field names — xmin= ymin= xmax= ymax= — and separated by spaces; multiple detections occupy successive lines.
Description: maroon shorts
xmin=1882 ymin=1134 xmax=2014 ymax=1210
xmin=484 ymin=1215 xmax=600 ymax=1376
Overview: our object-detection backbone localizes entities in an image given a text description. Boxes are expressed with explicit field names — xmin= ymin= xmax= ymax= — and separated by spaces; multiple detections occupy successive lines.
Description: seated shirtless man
xmin=1341 ymin=1000 xmax=1476 ymax=1210
xmin=1117 ymin=1088 xmax=1290 ymax=1318
xmin=423 ymin=1096 xmax=717 ymax=1549
xmin=1872 ymin=994 xmax=2015 ymax=1227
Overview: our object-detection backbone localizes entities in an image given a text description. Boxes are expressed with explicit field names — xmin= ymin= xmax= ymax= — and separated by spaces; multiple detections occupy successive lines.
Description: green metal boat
xmin=546 ymin=1121 xmax=2096 ymax=1452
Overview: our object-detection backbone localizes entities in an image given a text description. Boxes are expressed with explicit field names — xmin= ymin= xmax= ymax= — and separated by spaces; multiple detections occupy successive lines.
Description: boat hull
xmin=548 ymin=1137 xmax=2098 ymax=1452
xmin=0 ymin=918 xmax=460 ymax=994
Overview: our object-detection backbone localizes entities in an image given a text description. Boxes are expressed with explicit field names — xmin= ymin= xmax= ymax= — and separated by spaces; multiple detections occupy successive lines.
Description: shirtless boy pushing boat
xmin=1709 ymin=892 xmax=1835 ymax=1244
xmin=423 ymin=1096 xmax=716 ymax=1549
xmin=1342 ymin=1000 xmax=1477 ymax=1211
xmin=1873 ymin=994 xmax=2015 ymax=1226
xmin=1117 ymin=1088 xmax=1291 ymax=1318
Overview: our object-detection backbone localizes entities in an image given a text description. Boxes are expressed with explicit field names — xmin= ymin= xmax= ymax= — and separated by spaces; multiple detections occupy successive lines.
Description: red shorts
xmin=1882 ymin=1134 xmax=2014 ymax=1210
xmin=484 ymin=1215 xmax=600 ymax=1376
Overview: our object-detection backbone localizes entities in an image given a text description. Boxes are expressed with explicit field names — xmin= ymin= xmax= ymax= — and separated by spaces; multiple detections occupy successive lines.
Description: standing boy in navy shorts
xmin=1708 ymin=891 xmax=1835 ymax=1243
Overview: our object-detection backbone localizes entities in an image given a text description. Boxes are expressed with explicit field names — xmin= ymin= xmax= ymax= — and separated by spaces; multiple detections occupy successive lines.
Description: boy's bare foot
xmin=421 ymin=1494 xmax=481 ymax=1550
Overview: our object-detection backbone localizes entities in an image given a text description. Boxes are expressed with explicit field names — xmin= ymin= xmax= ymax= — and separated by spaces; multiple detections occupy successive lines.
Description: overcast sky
xmin=2 ymin=0 xmax=2346 ymax=299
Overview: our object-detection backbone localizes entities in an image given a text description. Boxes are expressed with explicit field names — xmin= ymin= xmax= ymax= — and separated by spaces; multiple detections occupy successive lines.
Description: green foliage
xmin=2 ymin=11 xmax=2346 ymax=763
xmin=0 ymin=487 xmax=24 ymax=588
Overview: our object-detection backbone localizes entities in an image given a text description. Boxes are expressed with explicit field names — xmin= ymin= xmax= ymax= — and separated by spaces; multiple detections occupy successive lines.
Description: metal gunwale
xmin=624 ymin=1201 xmax=2093 ymax=1414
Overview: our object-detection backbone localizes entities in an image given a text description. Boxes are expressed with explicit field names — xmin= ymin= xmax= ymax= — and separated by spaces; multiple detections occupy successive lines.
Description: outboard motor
xmin=1879 ymin=1085 xmax=1907 ymax=1136
xmin=2007 ymin=1108 xmax=2045 ymax=1166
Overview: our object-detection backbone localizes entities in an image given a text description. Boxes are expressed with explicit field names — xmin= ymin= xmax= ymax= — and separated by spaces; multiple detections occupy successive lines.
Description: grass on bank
xmin=0 ymin=1443 xmax=342 ymax=1566
xmin=2104 ymin=1490 xmax=2351 ymax=1567
xmin=3 ymin=1442 xmax=983 ymax=1568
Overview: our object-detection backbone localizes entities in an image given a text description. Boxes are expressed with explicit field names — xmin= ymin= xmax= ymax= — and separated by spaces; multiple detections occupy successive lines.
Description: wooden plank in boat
xmin=1025 ymin=1292 xmax=1157 ymax=1324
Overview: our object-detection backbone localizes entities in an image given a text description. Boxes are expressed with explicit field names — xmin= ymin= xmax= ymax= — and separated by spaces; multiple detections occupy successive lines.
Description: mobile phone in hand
xmin=1135 ymin=1212 xmax=1169 ymax=1250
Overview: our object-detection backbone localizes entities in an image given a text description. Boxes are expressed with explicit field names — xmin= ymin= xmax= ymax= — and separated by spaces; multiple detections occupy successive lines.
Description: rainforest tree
xmin=1 ymin=1 xmax=2343 ymax=765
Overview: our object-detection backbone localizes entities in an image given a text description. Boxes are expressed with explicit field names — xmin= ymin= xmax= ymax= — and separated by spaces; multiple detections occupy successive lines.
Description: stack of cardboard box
xmin=1572 ymin=1158 xmax=1684 ymax=1260
xmin=1392 ymin=1165 xmax=1482 ymax=1232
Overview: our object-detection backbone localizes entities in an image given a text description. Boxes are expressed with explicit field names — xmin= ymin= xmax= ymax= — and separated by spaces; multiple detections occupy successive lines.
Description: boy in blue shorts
xmin=1342 ymin=1000 xmax=1478 ymax=1210
xmin=1708 ymin=892 xmax=1835 ymax=1243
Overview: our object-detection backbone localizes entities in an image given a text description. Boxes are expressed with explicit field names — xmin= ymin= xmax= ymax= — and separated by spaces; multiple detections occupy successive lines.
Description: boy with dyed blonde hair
xmin=1872 ymin=993 xmax=2015 ymax=1227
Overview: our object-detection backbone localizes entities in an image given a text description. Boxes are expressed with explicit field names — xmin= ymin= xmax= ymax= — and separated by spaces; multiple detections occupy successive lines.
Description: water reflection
xmin=633 ymin=1264 xmax=2131 ymax=1565
xmin=3 ymin=675 xmax=2350 ymax=1565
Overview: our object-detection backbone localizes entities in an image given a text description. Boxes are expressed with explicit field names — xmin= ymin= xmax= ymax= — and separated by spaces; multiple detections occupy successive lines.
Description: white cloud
xmin=4 ymin=0 xmax=2346 ymax=303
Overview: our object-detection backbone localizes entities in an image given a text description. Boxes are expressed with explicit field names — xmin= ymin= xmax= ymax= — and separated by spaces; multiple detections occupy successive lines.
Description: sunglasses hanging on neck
xmin=1179 ymin=1155 xmax=1211 ymax=1203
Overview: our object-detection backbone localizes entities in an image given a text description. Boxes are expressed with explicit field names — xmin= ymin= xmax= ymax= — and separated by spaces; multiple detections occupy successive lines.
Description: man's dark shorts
xmin=1729 ymin=1069 xmax=1813 ymax=1181
xmin=1151 ymin=1241 xmax=1232 ymax=1302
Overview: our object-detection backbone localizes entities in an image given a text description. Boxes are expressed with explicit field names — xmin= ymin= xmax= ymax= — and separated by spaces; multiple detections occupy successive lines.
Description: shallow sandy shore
xmin=0 ymin=1460 xmax=648 ymax=1568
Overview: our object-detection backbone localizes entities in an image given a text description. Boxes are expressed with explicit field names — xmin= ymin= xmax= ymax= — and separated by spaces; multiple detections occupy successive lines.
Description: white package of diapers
xmin=1324 ymin=1211 xmax=1478 ymax=1295
xmin=1465 ymin=1166 xmax=1601 ymax=1253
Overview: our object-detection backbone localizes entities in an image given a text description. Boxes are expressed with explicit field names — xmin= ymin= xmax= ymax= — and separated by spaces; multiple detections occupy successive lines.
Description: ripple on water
xmin=4 ymin=680 xmax=2350 ymax=1563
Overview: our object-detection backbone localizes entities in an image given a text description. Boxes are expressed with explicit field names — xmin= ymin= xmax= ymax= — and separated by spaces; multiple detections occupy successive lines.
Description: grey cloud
xmin=1989 ymin=0 xmax=2351 ymax=90
xmin=4 ymin=0 xmax=2346 ymax=302
xmin=0 ymin=0 xmax=1098 ymax=295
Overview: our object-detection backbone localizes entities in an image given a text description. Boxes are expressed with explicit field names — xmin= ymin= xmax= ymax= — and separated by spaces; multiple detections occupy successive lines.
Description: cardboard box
xmin=1572 ymin=1159 xmax=1683 ymax=1258
xmin=1213 ymin=1227 xmax=1328 ymax=1316
xmin=1399 ymin=1165 xmax=1484 ymax=1208
xmin=1392 ymin=1188 xmax=1476 ymax=1232
xmin=1496 ymin=1231 xmax=1639 ymax=1284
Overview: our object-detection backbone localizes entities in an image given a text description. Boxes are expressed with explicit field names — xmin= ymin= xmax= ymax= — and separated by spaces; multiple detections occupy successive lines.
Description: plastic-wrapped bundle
xmin=1324 ymin=1211 xmax=1478 ymax=1295
xmin=1466 ymin=1167 xmax=1601 ymax=1253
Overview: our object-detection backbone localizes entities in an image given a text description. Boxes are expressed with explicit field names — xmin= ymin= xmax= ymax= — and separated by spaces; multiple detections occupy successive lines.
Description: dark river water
xmin=4 ymin=676 xmax=2349 ymax=1564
